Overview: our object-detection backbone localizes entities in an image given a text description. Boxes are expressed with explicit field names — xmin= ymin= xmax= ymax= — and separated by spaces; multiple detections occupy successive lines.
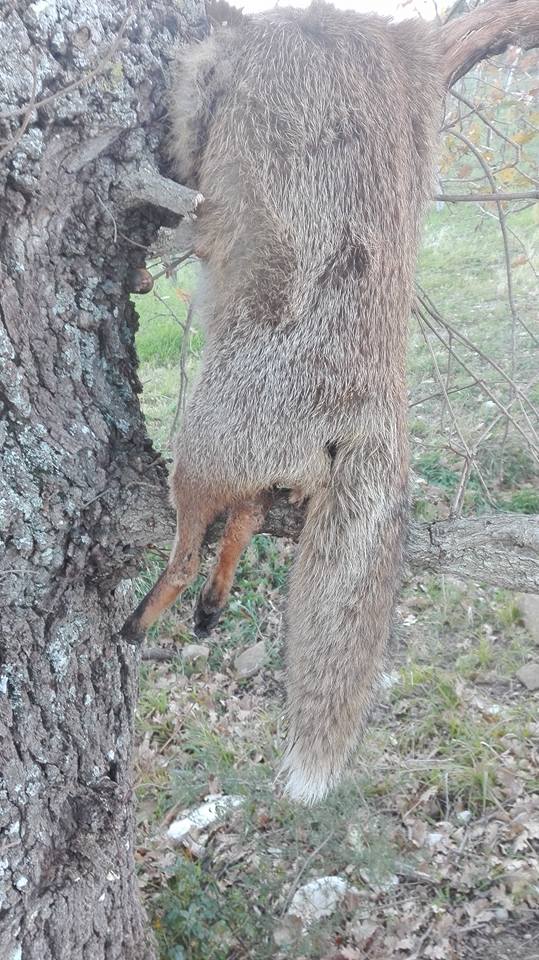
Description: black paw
xmin=120 ymin=615 xmax=146 ymax=646
xmin=193 ymin=597 xmax=223 ymax=638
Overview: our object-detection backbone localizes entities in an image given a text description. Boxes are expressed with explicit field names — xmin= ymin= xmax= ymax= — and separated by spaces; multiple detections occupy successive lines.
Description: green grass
xmin=134 ymin=516 xmax=538 ymax=959
xmin=410 ymin=203 xmax=538 ymax=514
xmin=133 ymin=266 xmax=202 ymax=453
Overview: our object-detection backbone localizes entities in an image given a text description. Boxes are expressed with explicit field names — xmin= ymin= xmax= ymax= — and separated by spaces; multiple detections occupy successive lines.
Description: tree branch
xmin=257 ymin=504 xmax=539 ymax=593
xmin=405 ymin=513 xmax=539 ymax=592
xmin=434 ymin=190 xmax=539 ymax=203
xmin=118 ymin=161 xmax=203 ymax=217
xmin=441 ymin=0 xmax=539 ymax=88
xmin=124 ymin=485 xmax=539 ymax=594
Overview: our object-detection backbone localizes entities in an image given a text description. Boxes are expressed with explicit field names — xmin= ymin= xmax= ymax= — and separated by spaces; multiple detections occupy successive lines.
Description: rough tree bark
xmin=0 ymin=1 xmax=538 ymax=959
xmin=0 ymin=2 xmax=204 ymax=957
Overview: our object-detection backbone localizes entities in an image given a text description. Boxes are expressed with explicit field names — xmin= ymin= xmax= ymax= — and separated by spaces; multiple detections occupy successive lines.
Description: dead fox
xmin=122 ymin=2 xmax=442 ymax=803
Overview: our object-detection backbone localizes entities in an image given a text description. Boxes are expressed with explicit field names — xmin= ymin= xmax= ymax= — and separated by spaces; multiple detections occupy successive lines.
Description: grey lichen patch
xmin=0 ymin=665 xmax=23 ymax=708
xmin=0 ymin=367 xmax=32 ymax=417
xmin=0 ymin=328 xmax=16 ymax=360
xmin=25 ymin=0 xmax=60 ymax=33
xmin=47 ymin=618 xmax=87 ymax=680
xmin=9 ymin=132 xmax=46 ymax=192
xmin=0 ymin=13 xmax=33 ymax=104
xmin=0 ymin=480 xmax=41 ymax=531
xmin=18 ymin=425 xmax=64 ymax=474
xmin=38 ymin=545 xmax=65 ymax=569
xmin=46 ymin=637 xmax=71 ymax=680
xmin=52 ymin=288 xmax=77 ymax=317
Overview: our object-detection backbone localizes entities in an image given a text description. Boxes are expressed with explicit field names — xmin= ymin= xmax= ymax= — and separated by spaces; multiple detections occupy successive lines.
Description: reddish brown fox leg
xmin=121 ymin=496 xmax=223 ymax=645
xmin=194 ymin=494 xmax=269 ymax=637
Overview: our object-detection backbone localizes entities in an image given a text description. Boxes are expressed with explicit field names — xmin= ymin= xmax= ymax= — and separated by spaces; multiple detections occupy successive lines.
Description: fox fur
xmin=122 ymin=1 xmax=443 ymax=803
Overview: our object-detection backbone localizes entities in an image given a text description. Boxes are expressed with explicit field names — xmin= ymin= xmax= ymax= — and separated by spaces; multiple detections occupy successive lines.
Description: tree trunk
xmin=0 ymin=2 xmax=203 ymax=956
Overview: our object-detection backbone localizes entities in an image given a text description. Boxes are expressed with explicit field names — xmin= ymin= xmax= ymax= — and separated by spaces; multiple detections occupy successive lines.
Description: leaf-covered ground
xmin=134 ymin=541 xmax=539 ymax=960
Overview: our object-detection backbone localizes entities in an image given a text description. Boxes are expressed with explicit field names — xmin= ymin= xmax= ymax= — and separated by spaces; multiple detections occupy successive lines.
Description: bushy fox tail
xmin=281 ymin=437 xmax=408 ymax=804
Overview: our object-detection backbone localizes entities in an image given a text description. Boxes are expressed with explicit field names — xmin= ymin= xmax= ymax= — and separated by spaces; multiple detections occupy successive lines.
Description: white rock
xmin=426 ymin=831 xmax=445 ymax=848
xmin=167 ymin=794 xmax=244 ymax=843
xmin=288 ymin=876 xmax=358 ymax=926
xmin=234 ymin=641 xmax=266 ymax=677
xmin=380 ymin=672 xmax=400 ymax=689
xmin=516 ymin=662 xmax=539 ymax=692
xmin=517 ymin=594 xmax=539 ymax=644
xmin=456 ymin=810 xmax=472 ymax=824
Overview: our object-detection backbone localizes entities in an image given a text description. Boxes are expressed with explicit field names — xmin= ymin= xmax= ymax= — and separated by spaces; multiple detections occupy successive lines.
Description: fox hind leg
xmin=194 ymin=493 xmax=270 ymax=637
xmin=121 ymin=487 xmax=226 ymax=645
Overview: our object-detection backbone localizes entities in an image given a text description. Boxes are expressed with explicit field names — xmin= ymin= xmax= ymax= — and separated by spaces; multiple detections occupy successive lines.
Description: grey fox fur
xmin=122 ymin=1 xmax=443 ymax=803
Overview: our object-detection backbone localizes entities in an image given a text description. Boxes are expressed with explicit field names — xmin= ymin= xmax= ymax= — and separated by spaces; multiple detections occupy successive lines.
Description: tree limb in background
xmin=441 ymin=0 xmax=539 ymax=87
xmin=116 ymin=485 xmax=539 ymax=595
xmin=434 ymin=190 xmax=539 ymax=202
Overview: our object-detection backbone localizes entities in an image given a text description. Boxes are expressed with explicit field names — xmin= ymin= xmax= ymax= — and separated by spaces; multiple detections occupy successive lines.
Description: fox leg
xmin=193 ymin=493 xmax=269 ymax=637
xmin=121 ymin=487 xmax=226 ymax=645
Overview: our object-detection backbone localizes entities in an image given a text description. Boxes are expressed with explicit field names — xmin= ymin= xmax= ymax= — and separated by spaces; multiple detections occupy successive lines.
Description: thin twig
xmin=416 ymin=287 xmax=539 ymax=411
xmin=450 ymin=88 xmax=521 ymax=155
xmin=169 ymin=300 xmax=194 ymax=445
xmin=417 ymin=307 xmax=539 ymax=462
xmin=0 ymin=52 xmax=38 ymax=162
xmin=416 ymin=312 xmax=493 ymax=507
xmin=451 ymin=457 xmax=473 ymax=517
xmin=150 ymin=251 xmax=194 ymax=283
xmin=409 ymin=379 xmax=482 ymax=408
xmin=0 ymin=12 xmax=132 ymax=122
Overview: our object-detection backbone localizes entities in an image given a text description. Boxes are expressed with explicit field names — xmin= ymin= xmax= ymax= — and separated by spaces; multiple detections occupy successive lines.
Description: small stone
xmin=380 ymin=672 xmax=400 ymax=689
xmin=516 ymin=662 xmax=539 ymax=692
xmin=517 ymin=594 xmax=539 ymax=644
xmin=167 ymin=794 xmax=244 ymax=843
xmin=181 ymin=643 xmax=210 ymax=668
xmin=456 ymin=809 xmax=472 ymax=824
xmin=426 ymin=831 xmax=445 ymax=848
xmin=234 ymin=641 xmax=266 ymax=678
xmin=288 ymin=876 xmax=358 ymax=926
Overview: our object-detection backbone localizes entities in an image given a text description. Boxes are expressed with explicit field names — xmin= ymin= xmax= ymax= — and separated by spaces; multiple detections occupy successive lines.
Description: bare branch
xmin=441 ymin=0 xmax=539 ymax=88
xmin=118 ymin=162 xmax=204 ymax=217
xmin=416 ymin=311 xmax=493 ymax=506
xmin=416 ymin=306 xmax=539 ymax=461
xmin=434 ymin=189 xmax=539 ymax=202
xmin=450 ymin=88 xmax=521 ymax=154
